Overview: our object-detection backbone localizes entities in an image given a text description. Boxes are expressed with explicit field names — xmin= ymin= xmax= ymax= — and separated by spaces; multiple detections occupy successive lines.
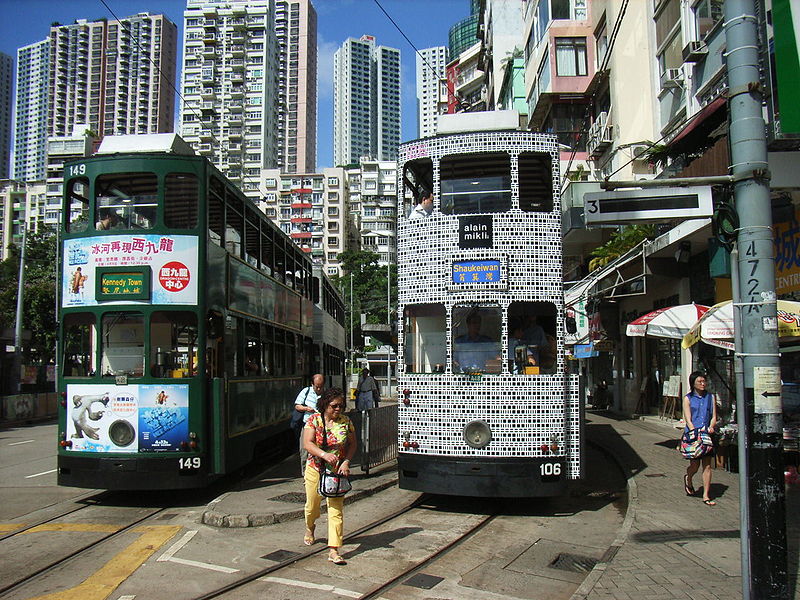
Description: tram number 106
xmin=540 ymin=462 xmax=561 ymax=479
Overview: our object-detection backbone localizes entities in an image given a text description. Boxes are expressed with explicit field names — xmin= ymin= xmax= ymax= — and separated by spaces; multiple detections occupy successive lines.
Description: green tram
xmin=57 ymin=138 xmax=345 ymax=490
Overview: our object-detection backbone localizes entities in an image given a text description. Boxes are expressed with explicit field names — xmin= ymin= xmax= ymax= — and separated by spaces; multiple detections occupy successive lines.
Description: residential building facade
xmin=415 ymin=46 xmax=448 ymax=139
xmin=180 ymin=0 xmax=280 ymax=198
xmin=260 ymin=167 xmax=348 ymax=276
xmin=346 ymin=158 xmax=397 ymax=267
xmin=333 ymin=35 xmax=400 ymax=166
xmin=0 ymin=52 xmax=12 ymax=180
xmin=13 ymin=41 xmax=50 ymax=182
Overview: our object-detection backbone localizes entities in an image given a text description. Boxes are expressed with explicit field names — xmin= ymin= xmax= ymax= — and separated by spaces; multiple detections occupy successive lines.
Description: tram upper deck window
xmin=402 ymin=158 xmax=433 ymax=218
xmin=63 ymin=313 xmax=95 ymax=377
xmin=403 ymin=304 xmax=446 ymax=374
xmin=452 ymin=306 xmax=502 ymax=374
xmin=508 ymin=301 xmax=558 ymax=374
xmin=519 ymin=152 xmax=554 ymax=212
xmin=66 ymin=178 xmax=90 ymax=233
xmin=440 ymin=153 xmax=511 ymax=214
xmin=100 ymin=312 xmax=144 ymax=377
xmin=150 ymin=312 xmax=198 ymax=378
xmin=209 ymin=177 xmax=224 ymax=246
xmin=95 ymin=173 xmax=157 ymax=230
xmin=164 ymin=173 xmax=198 ymax=228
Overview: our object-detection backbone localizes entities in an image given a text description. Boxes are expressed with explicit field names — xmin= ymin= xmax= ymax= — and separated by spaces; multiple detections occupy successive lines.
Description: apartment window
xmin=693 ymin=0 xmax=723 ymax=39
xmin=555 ymin=37 xmax=587 ymax=76
xmin=327 ymin=236 xmax=339 ymax=247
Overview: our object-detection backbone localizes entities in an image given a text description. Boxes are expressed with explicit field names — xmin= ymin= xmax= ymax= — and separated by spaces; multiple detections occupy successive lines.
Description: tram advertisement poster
xmin=62 ymin=235 xmax=198 ymax=307
xmin=65 ymin=384 xmax=189 ymax=453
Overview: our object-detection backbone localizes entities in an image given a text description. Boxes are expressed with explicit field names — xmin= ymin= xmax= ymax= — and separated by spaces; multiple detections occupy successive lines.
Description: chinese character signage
xmin=62 ymin=235 xmax=198 ymax=306
xmin=452 ymin=260 xmax=501 ymax=284
xmin=774 ymin=206 xmax=800 ymax=294
xmin=458 ymin=215 xmax=493 ymax=248
xmin=65 ymin=383 xmax=189 ymax=453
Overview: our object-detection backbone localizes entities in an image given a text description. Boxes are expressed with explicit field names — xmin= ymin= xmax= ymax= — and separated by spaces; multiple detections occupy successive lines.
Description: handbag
xmin=316 ymin=415 xmax=352 ymax=498
xmin=679 ymin=428 xmax=714 ymax=459
xmin=290 ymin=387 xmax=312 ymax=434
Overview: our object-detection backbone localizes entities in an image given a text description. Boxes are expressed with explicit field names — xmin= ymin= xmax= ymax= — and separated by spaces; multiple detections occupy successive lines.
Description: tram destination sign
xmin=583 ymin=186 xmax=713 ymax=225
xmin=96 ymin=267 xmax=152 ymax=301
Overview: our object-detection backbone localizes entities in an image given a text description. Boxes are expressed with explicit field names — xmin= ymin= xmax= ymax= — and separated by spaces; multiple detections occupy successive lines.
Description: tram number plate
xmin=539 ymin=462 xmax=561 ymax=481
xmin=179 ymin=457 xmax=201 ymax=470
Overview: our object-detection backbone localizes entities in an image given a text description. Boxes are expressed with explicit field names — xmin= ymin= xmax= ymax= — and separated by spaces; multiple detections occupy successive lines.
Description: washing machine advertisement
xmin=65 ymin=384 xmax=189 ymax=453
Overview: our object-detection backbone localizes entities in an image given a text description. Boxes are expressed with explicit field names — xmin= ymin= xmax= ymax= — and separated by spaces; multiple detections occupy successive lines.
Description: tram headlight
xmin=463 ymin=420 xmax=492 ymax=449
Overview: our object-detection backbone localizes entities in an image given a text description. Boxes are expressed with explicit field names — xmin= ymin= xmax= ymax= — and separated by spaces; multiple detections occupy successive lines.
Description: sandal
xmin=303 ymin=528 xmax=315 ymax=546
xmin=328 ymin=552 xmax=346 ymax=565
xmin=703 ymin=499 xmax=717 ymax=506
xmin=683 ymin=474 xmax=696 ymax=497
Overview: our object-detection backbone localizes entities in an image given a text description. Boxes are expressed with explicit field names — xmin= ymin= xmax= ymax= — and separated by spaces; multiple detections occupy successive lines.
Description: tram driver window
xmin=508 ymin=301 xmax=558 ymax=374
xmin=402 ymin=158 xmax=433 ymax=218
xmin=63 ymin=313 xmax=95 ymax=377
xmin=95 ymin=173 xmax=157 ymax=230
xmin=519 ymin=152 xmax=554 ymax=212
xmin=66 ymin=178 xmax=90 ymax=233
xmin=403 ymin=304 xmax=446 ymax=374
xmin=100 ymin=312 xmax=144 ymax=377
xmin=440 ymin=153 xmax=511 ymax=214
xmin=150 ymin=312 xmax=198 ymax=378
xmin=451 ymin=306 xmax=502 ymax=374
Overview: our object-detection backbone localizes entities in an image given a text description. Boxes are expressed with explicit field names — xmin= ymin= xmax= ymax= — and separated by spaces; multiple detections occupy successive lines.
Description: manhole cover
xmin=403 ymin=573 xmax=444 ymax=589
xmin=268 ymin=492 xmax=306 ymax=503
xmin=549 ymin=553 xmax=598 ymax=573
xmin=262 ymin=549 xmax=302 ymax=562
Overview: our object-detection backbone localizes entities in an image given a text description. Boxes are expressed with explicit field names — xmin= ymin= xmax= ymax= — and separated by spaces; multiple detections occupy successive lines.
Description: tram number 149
xmin=540 ymin=463 xmax=561 ymax=478
xmin=179 ymin=457 xmax=201 ymax=470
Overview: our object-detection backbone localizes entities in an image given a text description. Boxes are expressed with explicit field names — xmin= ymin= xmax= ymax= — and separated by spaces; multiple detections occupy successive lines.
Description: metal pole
xmin=14 ymin=223 xmax=28 ymax=394
xmin=350 ymin=272 xmax=354 ymax=377
xmin=386 ymin=261 xmax=391 ymax=394
xmin=725 ymin=2 xmax=787 ymax=597
xmin=731 ymin=243 xmax=751 ymax=599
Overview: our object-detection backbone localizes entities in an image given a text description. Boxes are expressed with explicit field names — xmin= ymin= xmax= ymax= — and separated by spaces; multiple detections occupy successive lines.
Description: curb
xmin=569 ymin=434 xmax=639 ymax=600
xmin=201 ymin=475 xmax=399 ymax=528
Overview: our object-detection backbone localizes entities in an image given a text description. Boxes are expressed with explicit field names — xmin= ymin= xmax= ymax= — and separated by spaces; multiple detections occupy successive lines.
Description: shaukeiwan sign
xmin=583 ymin=186 xmax=713 ymax=225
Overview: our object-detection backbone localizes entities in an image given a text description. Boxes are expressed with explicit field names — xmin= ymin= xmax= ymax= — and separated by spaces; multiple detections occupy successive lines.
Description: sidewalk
xmin=575 ymin=412 xmax=800 ymax=600
xmin=201 ymin=454 xmax=399 ymax=528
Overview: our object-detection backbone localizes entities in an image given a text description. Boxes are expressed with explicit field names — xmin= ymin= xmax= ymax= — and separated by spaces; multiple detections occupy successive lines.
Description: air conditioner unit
xmin=630 ymin=144 xmax=651 ymax=159
xmin=661 ymin=68 xmax=684 ymax=88
xmin=682 ymin=40 xmax=708 ymax=62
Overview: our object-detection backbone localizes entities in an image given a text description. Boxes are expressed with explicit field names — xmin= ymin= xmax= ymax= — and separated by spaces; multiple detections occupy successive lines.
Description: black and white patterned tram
xmin=396 ymin=122 xmax=582 ymax=497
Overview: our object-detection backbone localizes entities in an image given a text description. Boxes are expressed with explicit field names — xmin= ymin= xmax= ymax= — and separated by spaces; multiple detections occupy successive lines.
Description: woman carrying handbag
xmin=681 ymin=371 xmax=718 ymax=505
xmin=302 ymin=387 xmax=356 ymax=564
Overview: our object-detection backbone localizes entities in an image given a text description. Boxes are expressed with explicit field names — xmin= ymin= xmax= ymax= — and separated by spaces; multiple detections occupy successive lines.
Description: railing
xmin=347 ymin=404 xmax=397 ymax=475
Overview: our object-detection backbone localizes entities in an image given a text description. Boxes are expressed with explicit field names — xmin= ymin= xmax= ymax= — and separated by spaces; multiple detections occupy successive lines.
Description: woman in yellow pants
xmin=302 ymin=387 xmax=356 ymax=564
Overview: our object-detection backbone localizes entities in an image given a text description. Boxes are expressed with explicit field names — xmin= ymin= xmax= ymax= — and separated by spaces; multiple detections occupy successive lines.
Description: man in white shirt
xmin=409 ymin=190 xmax=433 ymax=220
xmin=293 ymin=373 xmax=324 ymax=474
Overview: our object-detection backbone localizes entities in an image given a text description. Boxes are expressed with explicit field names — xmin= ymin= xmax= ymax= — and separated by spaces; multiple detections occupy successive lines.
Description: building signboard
xmin=584 ymin=186 xmax=713 ymax=225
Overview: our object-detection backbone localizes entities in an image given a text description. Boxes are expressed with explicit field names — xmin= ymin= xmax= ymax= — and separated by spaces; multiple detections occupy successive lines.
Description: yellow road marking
xmin=23 ymin=523 xmax=122 ymax=534
xmin=26 ymin=525 xmax=181 ymax=600
xmin=0 ymin=523 xmax=26 ymax=532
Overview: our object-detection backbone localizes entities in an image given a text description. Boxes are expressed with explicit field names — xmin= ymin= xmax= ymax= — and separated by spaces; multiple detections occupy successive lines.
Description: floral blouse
xmin=305 ymin=413 xmax=354 ymax=473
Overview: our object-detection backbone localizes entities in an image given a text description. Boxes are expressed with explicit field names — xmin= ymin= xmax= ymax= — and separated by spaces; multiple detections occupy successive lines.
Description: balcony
xmin=291 ymin=231 xmax=312 ymax=239
xmin=290 ymin=217 xmax=312 ymax=224
xmin=586 ymin=111 xmax=613 ymax=158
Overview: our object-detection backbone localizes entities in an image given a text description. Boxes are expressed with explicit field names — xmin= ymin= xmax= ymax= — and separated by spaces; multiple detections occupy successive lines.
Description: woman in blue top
xmin=682 ymin=371 xmax=718 ymax=505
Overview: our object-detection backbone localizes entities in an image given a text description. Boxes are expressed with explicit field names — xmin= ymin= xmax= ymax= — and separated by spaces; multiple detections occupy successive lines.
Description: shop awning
xmin=668 ymin=97 xmax=727 ymax=149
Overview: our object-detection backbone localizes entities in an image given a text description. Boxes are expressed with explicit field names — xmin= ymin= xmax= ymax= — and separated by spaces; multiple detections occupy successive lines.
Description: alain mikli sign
xmin=583 ymin=186 xmax=713 ymax=225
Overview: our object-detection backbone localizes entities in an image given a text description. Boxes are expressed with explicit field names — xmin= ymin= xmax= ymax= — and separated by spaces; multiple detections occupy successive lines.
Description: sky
xmin=0 ymin=0 xmax=470 ymax=169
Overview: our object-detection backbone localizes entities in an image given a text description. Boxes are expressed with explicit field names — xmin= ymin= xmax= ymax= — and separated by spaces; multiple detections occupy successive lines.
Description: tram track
xmin=0 ymin=505 xmax=170 ymax=598
xmin=0 ymin=489 xmax=106 ymax=543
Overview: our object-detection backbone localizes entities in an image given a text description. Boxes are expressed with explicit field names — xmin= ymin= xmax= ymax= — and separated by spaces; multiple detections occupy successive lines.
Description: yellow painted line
xmin=26 ymin=525 xmax=181 ymax=600
xmin=23 ymin=523 xmax=122 ymax=534
xmin=0 ymin=523 xmax=26 ymax=532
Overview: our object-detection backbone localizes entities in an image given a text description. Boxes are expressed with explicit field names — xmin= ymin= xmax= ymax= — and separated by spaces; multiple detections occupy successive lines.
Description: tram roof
xmin=97 ymin=134 xmax=196 ymax=156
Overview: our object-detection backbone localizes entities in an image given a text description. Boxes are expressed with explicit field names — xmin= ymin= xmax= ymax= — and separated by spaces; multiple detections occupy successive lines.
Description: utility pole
xmin=725 ymin=1 xmax=788 ymax=597
xmin=386 ymin=260 xmax=391 ymax=395
xmin=14 ymin=223 xmax=28 ymax=394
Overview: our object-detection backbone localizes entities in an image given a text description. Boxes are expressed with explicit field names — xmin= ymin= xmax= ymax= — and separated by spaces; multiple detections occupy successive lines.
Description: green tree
xmin=588 ymin=225 xmax=656 ymax=271
xmin=0 ymin=227 xmax=58 ymax=364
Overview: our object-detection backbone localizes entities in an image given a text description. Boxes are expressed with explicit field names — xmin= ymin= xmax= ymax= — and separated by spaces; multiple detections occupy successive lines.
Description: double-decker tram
xmin=396 ymin=122 xmax=581 ymax=497
xmin=57 ymin=135 xmax=345 ymax=490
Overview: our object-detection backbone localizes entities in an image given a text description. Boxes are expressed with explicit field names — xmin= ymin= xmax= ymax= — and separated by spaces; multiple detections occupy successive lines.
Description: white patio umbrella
xmin=626 ymin=303 xmax=710 ymax=339
xmin=682 ymin=299 xmax=800 ymax=350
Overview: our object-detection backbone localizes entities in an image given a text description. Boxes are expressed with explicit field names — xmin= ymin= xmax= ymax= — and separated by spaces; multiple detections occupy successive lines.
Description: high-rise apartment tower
xmin=333 ymin=35 xmax=400 ymax=166
xmin=415 ymin=46 xmax=447 ymax=138
xmin=0 ymin=52 xmax=13 ymax=179
xmin=13 ymin=41 xmax=49 ymax=182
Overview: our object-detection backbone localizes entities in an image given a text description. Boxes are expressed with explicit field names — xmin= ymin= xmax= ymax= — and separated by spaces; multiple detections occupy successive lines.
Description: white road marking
xmin=9 ymin=439 xmax=34 ymax=446
xmin=117 ymin=596 xmax=137 ymax=600
xmin=25 ymin=469 xmax=57 ymax=479
xmin=259 ymin=576 xmax=361 ymax=598
xmin=156 ymin=530 xmax=239 ymax=573
xmin=157 ymin=530 xmax=197 ymax=561
xmin=166 ymin=556 xmax=239 ymax=573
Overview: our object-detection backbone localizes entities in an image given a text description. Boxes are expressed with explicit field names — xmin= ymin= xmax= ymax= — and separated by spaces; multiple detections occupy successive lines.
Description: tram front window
xmin=150 ymin=312 xmax=198 ymax=378
xmin=440 ymin=153 xmax=511 ymax=214
xmin=508 ymin=301 xmax=558 ymax=374
xmin=95 ymin=172 xmax=158 ymax=230
xmin=101 ymin=312 xmax=144 ymax=377
xmin=403 ymin=304 xmax=446 ymax=373
xmin=66 ymin=178 xmax=90 ymax=233
xmin=452 ymin=306 xmax=502 ymax=374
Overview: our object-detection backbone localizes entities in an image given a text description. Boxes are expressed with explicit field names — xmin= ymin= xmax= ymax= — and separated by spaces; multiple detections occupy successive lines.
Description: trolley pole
xmin=725 ymin=1 xmax=788 ymax=597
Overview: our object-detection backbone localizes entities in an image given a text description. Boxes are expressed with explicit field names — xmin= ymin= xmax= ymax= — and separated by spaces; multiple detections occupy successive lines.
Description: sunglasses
xmin=329 ymin=403 xmax=345 ymax=409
